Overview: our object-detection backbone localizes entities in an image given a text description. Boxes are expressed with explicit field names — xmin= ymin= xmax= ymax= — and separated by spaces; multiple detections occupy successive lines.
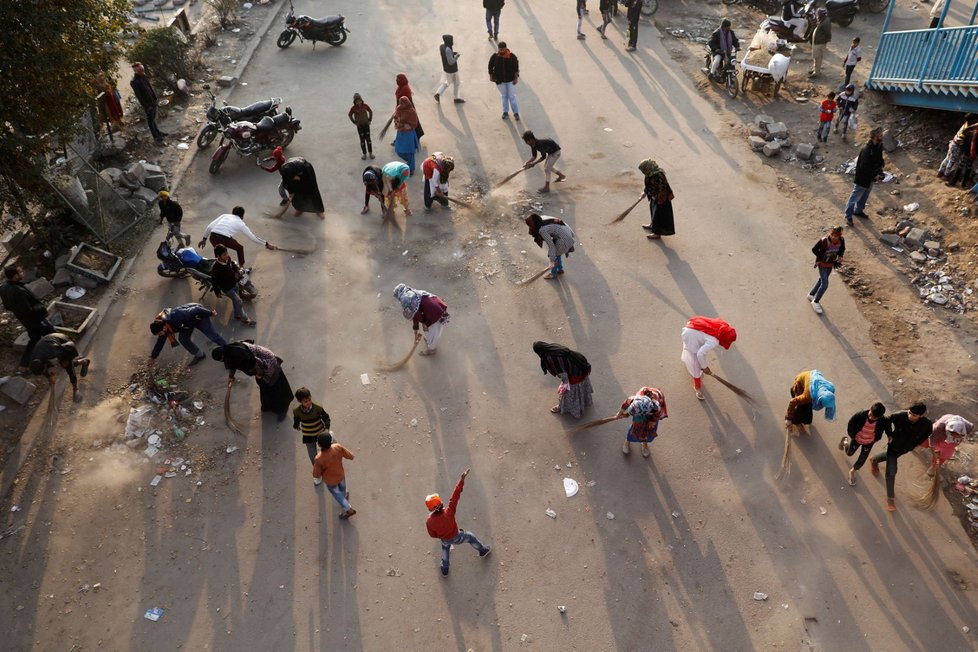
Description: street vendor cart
xmin=740 ymin=34 xmax=795 ymax=98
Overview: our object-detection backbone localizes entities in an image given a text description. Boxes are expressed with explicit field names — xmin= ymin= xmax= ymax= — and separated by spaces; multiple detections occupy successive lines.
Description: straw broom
xmin=376 ymin=336 xmax=422 ymax=372
xmin=517 ymin=265 xmax=553 ymax=286
xmin=445 ymin=196 xmax=472 ymax=209
xmin=707 ymin=373 xmax=756 ymax=405
xmin=913 ymin=452 xmax=942 ymax=510
xmin=266 ymin=197 xmax=292 ymax=220
xmin=378 ymin=111 xmax=396 ymax=140
xmin=571 ymin=414 xmax=622 ymax=433
xmin=494 ymin=166 xmax=528 ymax=189
xmin=609 ymin=195 xmax=645 ymax=224
xmin=776 ymin=426 xmax=793 ymax=479
xmin=224 ymin=381 xmax=245 ymax=436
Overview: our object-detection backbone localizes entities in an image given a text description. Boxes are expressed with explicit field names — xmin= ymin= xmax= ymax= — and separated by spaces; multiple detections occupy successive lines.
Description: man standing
xmin=841 ymin=37 xmax=862 ymax=89
xmin=293 ymin=387 xmax=331 ymax=464
xmin=211 ymin=245 xmax=254 ymax=326
xmin=158 ymin=191 xmax=188 ymax=247
xmin=29 ymin=333 xmax=90 ymax=403
xmin=425 ymin=468 xmax=491 ymax=577
xmin=597 ymin=0 xmax=614 ymax=39
xmin=0 ymin=264 xmax=55 ymax=372
xmin=625 ymin=0 xmax=642 ymax=51
xmin=313 ymin=431 xmax=356 ymax=520
xmin=809 ymin=9 xmax=832 ymax=78
xmin=871 ymin=402 xmax=932 ymax=512
xmin=522 ymin=130 xmax=566 ymax=194
xmin=434 ymin=35 xmax=464 ymax=104
xmin=484 ymin=0 xmax=504 ymax=40
xmin=148 ymin=303 xmax=227 ymax=367
xmin=488 ymin=42 xmax=520 ymax=121
xmin=129 ymin=62 xmax=166 ymax=142
xmin=843 ymin=127 xmax=885 ymax=225
xmin=422 ymin=152 xmax=454 ymax=211
xmin=198 ymin=206 xmax=277 ymax=266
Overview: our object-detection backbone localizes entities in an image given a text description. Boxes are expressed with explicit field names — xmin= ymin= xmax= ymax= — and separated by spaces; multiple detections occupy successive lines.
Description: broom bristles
xmin=376 ymin=337 xmax=421 ymax=372
xmin=913 ymin=469 xmax=942 ymax=510
xmin=710 ymin=373 xmax=757 ymax=405
xmin=571 ymin=415 xmax=621 ymax=433
xmin=609 ymin=196 xmax=644 ymax=224
xmin=378 ymin=112 xmax=395 ymax=140
xmin=776 ymin=429 xmax=792 ymax=479
xmin=494 ymin=167 xmax=526 ymax=188
xmin=224 ymin=384 xmax=245 ymax=437
xmin=445 ymin=196 xmax=472 ymax=208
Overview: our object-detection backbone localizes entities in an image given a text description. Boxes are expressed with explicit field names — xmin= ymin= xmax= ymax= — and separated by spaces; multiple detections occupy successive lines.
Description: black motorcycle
xmin=196 ymin=84 xmax=282 ymax=149
xmin=156 ymin=234 xmax=257 ymax=301
xmin=276 ymin=1 xmax=349 ymax=49
xmin=704 ymin=49 xmax=740 ymax=99
xmin=824 ymin=0 xmax=860 ymax=27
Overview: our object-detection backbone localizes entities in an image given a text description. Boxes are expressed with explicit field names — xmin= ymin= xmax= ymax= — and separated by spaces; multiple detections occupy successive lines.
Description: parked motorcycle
xmin=208 ymin=109 xmax=301 ymax=175
xmin=703 ymin=49 xmax=740 ymax=99
xmin=196 ymin=84 xmax=282 ymax=149
xmin=617 ymin=0 xmax=658 ymax=16
xmin=761 ymin=0 xmax=814 ymax=42
xmin=156 ymin=234 xmax=257 ymax=301
xmin=824 ymin=0 xmax=860 ymax=27
xmin=277 ymin=1 xmax=349 ymax=49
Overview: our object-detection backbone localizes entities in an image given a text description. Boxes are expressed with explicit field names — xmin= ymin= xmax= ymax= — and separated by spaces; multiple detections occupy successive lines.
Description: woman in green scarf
xmin=638 ymin=158 xmax=675 ymax=240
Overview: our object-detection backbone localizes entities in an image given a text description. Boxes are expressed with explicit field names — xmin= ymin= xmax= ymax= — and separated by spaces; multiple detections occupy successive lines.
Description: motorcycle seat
xmin=196 ymin=259 xmax=216 ymax=275
xmin=825 ymin=0 xmax=854 ymax=8
xmin=308 ymin=15 xmax=343 ymax=28
xmin=225 ymin=100 xmax=275 ymax=120
xmin=256 ymin=113 xmax=291 ymax=132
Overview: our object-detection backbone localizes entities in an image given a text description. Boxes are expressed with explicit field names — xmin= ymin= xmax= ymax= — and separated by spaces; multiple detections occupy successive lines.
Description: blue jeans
xmin=810 ymin=266 xmax=832 ymax=302
xmin=551 ymin=255 xmax=564 ymax=273
xmin=224 ymin=286 xmax=245 ymax=320
xmin=497 ymin=82 xmax=519 ymax=114
xmin=816 ymin=120 xmax=831 ymax=142
xmin=844 ymin=183 xmax=872 ymax=221
xmin=485 ymin=9 xmax=500 ymax=36
xmin=179 ymin=317 xmax=227 ymax=356
xmin=327 ymin=478 xmax=351 ymax=512
xmin=440 ymin=529 xmax=488 ymax=570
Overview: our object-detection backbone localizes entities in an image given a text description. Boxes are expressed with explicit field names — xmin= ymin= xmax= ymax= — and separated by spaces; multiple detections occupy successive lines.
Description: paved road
xmin=4 ymin=1 xmax=978 ymax=650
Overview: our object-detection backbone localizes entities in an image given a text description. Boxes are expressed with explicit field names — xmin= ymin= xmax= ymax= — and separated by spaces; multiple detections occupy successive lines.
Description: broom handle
xmin=611 ymin=195 xmax=644 ymax=224
xmin=445 ymin=196 xmax=470 ymax=208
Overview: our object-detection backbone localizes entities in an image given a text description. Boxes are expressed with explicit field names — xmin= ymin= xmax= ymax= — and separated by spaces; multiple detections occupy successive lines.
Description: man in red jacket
xmin=426 ymin=468 xmax=491 ymax=576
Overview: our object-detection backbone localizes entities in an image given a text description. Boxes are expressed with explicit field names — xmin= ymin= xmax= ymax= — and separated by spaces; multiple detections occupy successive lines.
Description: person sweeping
xmin=382 ymin=161 xmax=413 ymax=218
xmin=917 ymin=414 xmax=974 ymax=508
xmin=680 ymin=316 xmax=737 ymax=400
xmin=531 ymin=341 xmax=593 ymax=419
xmin=638 ymin=158 xmax=676 ymax=240
xmin=785 ymin=369 xmax=837 ymax=434
xmin=524 ymin=213 xmax=575 ymax=280
xmin=212 ymin=340 xmax=293 ymax=422
xmin=393 ymin=283 xmax=450 ymax=356
xmin=617 ymin=387 xmax=667 ymax=457
xmin=279 ymin=156 xmax=326 ymax=220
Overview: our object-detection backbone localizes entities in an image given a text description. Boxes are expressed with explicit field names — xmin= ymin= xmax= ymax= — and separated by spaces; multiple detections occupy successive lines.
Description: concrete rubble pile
xmin=748 ymin=114 xmax=792 ymax=158
xmin=76 ymin=161 xmax=168 ymax=222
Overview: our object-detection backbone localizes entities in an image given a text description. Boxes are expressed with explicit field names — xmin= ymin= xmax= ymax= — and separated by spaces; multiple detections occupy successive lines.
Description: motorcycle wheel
xmin=240 ymin=285 xmax=257 ymax=302
xmin=279 ymin=129 xmax=296 ymax=149
xmin=277 ymin=29 xmax=297 ymax=49
xmin=726 ymin=73 xmax=739 ymax=99
xmin=158 ymin=267 xmax=190 ymax=279
xmin=721 ymin=0 xmax=739 ymax=4
xmin=196 ymin=124 xmax=218 ymax=149
xmin=640 ymin=0 xmax=658 ymax=16
xmin=326 ymin=29 xmax=347 ymax=46
xmin=209 ymin=148 xmax=229 ymax=175
xmin=741 ymin=70 xmax=750 ymax=92
xmin=865 ymin=0 xmax=885 ymax=13
xmin=834 ymin=14 xmax=854 ymax=27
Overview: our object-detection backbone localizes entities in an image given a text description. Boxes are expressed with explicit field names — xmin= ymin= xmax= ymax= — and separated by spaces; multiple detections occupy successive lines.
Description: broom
xmin=913 ymin=452 xmax=942 ymax=510
xmin=571 ymin=414 xmax=622 ymax=433
xmin=776 ymin=426 xmax=793 ymax=479
xmin=224 ymin=380 xmax=245 ymax=436
xmin=517 ymin=265 xmax=553 ymax=286
xmin=266 ymin=196 xmax=292 ymax=220
xmin=378 ymin=111 xmax=396 ymax=140
xmin=707 ymin=373 xmax=757 ymax=405
xmin=376 ymin=336 xmax=422 ymax=372
xmin=494 ymin=166 xmax=528 ymax=189
xmin=446 ymin=196 xmax=472 ymax=209
xmin=609 ymin=195 xmax=645 ymax=224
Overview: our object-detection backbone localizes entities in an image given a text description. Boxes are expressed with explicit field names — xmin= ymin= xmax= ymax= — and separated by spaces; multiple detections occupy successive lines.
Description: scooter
xmin=276 ymin=1 xmax=349 ymax=49
xmin=209 ymin=109 xmax=301 ymax=174
xmin=703 ymin=49 xmax=740 ymax=99
xmin=761 ymin=0 xmax=814 ymax=43
xmin=196 ymin=84 xmax=282 ymax=149
xmin=156 ymin=234 xmax=257 ymax=300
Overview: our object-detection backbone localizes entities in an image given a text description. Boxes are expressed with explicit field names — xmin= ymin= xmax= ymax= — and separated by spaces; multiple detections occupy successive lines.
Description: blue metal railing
xmin=870 ymin=26 xmax=978 ymax=86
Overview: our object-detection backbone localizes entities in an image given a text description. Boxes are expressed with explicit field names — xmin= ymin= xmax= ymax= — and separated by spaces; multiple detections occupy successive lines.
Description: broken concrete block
xmin=128 ymin=198 xmax=149 ymax=216
xmin=143 ymin=174 xmax=168 ymax=192
xmin=217 ymin=76 xmax=236 ymax=88
xmin=763 ymin=142 xmax=780 ymax=157
xmin=126 ymin=162 xmax=148 ymax=185
xmin=754 ymin=114 xmax=774 ymax=127
xmin=2 ymin=376 xmax=36 ymax=405
xmin=882 ymin=130 xmax=898 ymax=152
xmin=71 ymin=274 xmax=100 ymax=290
xmin=13 ymin=331 xmax=28 ymax=350
xmin=99 ymin=167 xmax=123 ymax=187
xmin=134 ymin=162 xmax=164 ymax=178
xmin=131 ymin=186 xmax=159 ymax=205
xmin=927 ymin=247 xmax=942 ymax=257
xmin=879 ymin=234 xmax=901 ymax=247
xmin=26 ymin=278 xmax=55 ymax=300
xmin=749 ymin=136 xmax=766 ymax=151
xmin=909 ymin=251 xmax=927 ymax=262
xmin=119 ymin=171 xmax=142 ymax=190
xmin=796 ymin=143 xmax=815 ymax=160
xmin=904 ymin=227 xmax=928 ymax=249
xmin=923 ymin=240 xmax=941 ymax=251
xmin=749 ymin=125 xmax=767 ymax=137
xmin=948 ymin=242 xmax=961 ymax=252
xmin=52 ymin=268 xmax=73 ymax=287
xmin=766 ymin=122 xmax=788 ymax=139
xmin=55 ymin=254 xmax=69 ymax=270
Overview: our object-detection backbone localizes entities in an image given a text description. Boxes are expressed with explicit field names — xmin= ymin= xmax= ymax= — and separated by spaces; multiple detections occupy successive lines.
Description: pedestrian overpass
xmin=866 ymin=0 xmax=978 ymax=112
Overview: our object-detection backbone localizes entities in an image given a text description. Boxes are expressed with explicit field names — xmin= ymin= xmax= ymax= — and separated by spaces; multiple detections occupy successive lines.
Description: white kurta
xmin=681 ymin=327 xmax=719 ymax=378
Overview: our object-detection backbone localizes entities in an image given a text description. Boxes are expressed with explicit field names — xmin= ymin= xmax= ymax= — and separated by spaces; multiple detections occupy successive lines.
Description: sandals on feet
xmin=550 ymin=405 xmax=560 ymax=414
xmin=848 ymin=469 xmax=856 ymax=486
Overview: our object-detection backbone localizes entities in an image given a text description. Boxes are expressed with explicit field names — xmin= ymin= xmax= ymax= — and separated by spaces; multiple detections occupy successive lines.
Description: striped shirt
xmin=538 ymin=223 xmax=576 ymax=262
xmin=292 ymin=403 xmax=330 ymax=439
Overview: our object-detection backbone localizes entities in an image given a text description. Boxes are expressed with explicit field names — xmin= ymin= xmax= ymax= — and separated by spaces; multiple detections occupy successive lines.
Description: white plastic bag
xmin=848 ymin=112 xmax=858 ymax=131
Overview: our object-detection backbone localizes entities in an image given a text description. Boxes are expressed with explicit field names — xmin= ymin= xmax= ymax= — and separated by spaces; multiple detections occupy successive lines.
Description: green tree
xmin=0 ymin=0 xmax=131 ymax=225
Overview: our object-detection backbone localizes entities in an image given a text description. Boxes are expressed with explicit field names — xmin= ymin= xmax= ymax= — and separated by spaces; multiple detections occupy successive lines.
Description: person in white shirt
xmin=841 ymin=36 xmax=861 ymax=89
xmin=197 ymin=206 xmax=277 ymax=265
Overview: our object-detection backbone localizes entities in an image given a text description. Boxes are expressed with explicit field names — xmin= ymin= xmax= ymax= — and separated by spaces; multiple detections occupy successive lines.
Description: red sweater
xmin=426 ymin=476 xmax=464 ymax=540
xmin=413 ymin=295 xmax=447 ymax=329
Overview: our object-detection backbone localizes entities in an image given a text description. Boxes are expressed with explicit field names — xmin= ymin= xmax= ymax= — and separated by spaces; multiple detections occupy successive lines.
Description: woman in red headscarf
xmin=680 ymin=316 xmax=737 ymax=400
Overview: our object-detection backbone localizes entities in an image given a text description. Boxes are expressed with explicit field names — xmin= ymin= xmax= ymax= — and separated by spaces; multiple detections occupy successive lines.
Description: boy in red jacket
xmin=426 ymin=468 xmax=491 ymax=576
xmin=817 ymin=91 xmax=837 ymax=143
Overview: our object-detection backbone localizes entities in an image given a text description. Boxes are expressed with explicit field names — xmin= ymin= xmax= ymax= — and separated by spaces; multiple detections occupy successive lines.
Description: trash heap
xmin=955 ymin=475 xmax=978 ymax=533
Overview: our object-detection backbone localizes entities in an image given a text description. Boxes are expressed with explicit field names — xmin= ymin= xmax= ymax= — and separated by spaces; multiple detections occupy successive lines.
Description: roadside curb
xmin=0 ymin=0 xmax=286 ymax=503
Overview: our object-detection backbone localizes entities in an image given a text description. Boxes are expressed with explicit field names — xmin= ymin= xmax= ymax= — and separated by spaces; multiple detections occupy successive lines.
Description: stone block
xmin=948 ymin=242 xmax=961 ymax=252
xmin=754 ymin=114 xmax=774 ymax=127
xmin=143 ymin=174 xmax=168 ymax=192
xmin=796 ymin=143 xmax=815 ymax=160
xmin=905 ymin=227 xmax=927 ymax=249
xmin=895 ymin=220 xmax=915 ymax=232
xmin=126 ymin=162 xmax=148 ymax=185
xmin=927 ymin=247 xmax=942 ymax=257
xmin=52 ymin=267 xmax=74 ymax=287
xmin=71 ymin=274 xmax=100 ymax=289
xmin=882 ymin=129 xmax=898 ymax=152
xmin=2 ymin=376 xmax=36 ymax=405
xmin=763 ymin=142 xmax=780 ymax=157
xmin=923 ymin=240 xmax=941 ymax=251
xmin=119 ymin=171 xmax=142 ymax=190
xmin=749 ymin=136 xmax=766 ymax=151
xmin=55 ymin=254 xmax=69 ymax=269
xmin=128 ymin=198 xmax=149 ymax=216
xmin=217 ymin=76 xmax=236 ymax=88
xmin=99 ymin=167 xmax=124 ymax=187
xmin=766 ymin=122 xmax=788 ymax=139
xmin=749 ymin=125 xmax=767 ymax=137
xmin=13 ymin=331 xmax=28 ymax=350
xmin=132 ymin=186 xmax=159 ymax=205
xmin=134 ymin=162 xmax=164 ymax=178
xmin=879 ymin=234 xmax=901 ymax=247
xmin=25 ymin=277 xmax=55 ymax=300
xmin=1 ymin=231 xmax=26 ymax=251
xmin=910 ymin=251 xmax=927 ymax=262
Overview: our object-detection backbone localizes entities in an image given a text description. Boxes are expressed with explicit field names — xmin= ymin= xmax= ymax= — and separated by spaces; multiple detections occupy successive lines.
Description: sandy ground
xmin=4 ymin=1 xmax=978 ymax=651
